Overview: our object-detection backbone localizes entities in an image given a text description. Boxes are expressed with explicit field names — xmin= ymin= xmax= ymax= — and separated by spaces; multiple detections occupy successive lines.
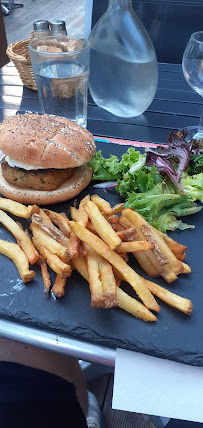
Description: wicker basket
xmin=6 ymin=37 xmax=37 ymax=91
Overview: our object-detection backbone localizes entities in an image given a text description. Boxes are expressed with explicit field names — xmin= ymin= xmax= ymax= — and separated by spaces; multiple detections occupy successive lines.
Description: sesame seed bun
xmin=0 ymin=113 xmax=96 ymax=205
xmin=0 ymin=164 xmax=92 ymax=205
xmin=0 ymin=113 xmax=96 ymax=168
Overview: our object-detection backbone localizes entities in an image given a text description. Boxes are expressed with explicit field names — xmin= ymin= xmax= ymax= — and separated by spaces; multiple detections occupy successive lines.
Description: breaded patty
xmin=1 ymin=158 xmax=73 ymax=191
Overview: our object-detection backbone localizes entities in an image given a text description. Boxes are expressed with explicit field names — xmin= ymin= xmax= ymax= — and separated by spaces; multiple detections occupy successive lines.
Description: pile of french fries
xmin=0 ymin=195 xmax=193 ymax=322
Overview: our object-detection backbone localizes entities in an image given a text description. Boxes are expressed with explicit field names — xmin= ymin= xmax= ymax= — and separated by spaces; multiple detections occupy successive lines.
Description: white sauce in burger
xmin=5 ymin=156 xmax=46 ymax=170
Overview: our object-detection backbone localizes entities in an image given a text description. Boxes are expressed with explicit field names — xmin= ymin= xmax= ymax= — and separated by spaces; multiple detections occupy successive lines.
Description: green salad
xmin=89 ymin=132 xmax=203 ymax=233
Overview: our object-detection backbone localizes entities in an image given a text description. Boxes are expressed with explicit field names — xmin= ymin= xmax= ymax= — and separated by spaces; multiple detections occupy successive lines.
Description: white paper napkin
xmin=112 ymin=348 xmax=203 ymax=423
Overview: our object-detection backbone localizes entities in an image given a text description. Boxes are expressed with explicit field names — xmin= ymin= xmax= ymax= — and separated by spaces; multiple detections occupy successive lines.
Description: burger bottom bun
xmin=0 ymin=165 xmax=92 ymax=205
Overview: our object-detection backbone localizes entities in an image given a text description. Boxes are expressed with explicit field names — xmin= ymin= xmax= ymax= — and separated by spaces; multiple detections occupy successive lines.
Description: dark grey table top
xmin=0 ymin=62 xmax=201 ymax=143
xmin=0 ymin=61 xmax=202 ymax=367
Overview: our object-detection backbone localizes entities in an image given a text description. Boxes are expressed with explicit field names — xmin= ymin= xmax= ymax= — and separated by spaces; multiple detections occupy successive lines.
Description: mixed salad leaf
xmin=89 ymin=132 xmax=203 ymax=233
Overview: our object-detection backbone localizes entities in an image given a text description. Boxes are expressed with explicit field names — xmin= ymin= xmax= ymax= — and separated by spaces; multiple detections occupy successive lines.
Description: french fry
xmin=119 ymin=213 xmax=160 ymax=277
xmin=153 ymin=228 xmax=187 ymax=262
xmin=97 ymin=254 xmax=117 ymax=307
xmin=39 ymin=208 xmax=53 ymax=226
xmin=124 ymin=209 xmax=169 ymax=265
xmin=84 ymin=243 xmax=105 ymax=308
xmin=115 ymin=276 xmax=122 ymax=288
xmin=117 ymin=240 xmax=154 ymax=253
xmin=145 ymin=279 xmax=193 ymax=316
xmin=121 ymin=210 xmax=186 ymax=265
xmin=44 ymin=209 xmax=71 ymax=236
xmin=113 ymin=266 xmax=124 ymax=282
xmin=145 ymin=223 xmax=184 ymax=275
xmin=78 ymin=244 xmax=87 ymax=257
xmin=122 ymin=209 xmax=182 ymax=283
xmin=80 ymin=194 xmax=90 ymax=205
xmin=72 ymin=253 xmax=157 ymax=322
xmin=114 ymin=259 xmax=192 ymax=315
xmin=0 ymin=195 xmax=193 ymax=323
xmin=38 ymin=256 xmax=51 ymax=294
xmin=72 ymin=256 xmax=89 ymax=281
xmin=0 ymin=239 xmax=35 ymax=283
xmin=0 ymin=210 xmax=39 ymax=265
xmin=70 ymin=206 xmax=78 ymax=221
xmin=86 ymin=220 xmax=98 ymax=235
xmin=66 ymin=231 xmax=79 ymax=259
xmin=108 ymin=215 xmax=125 ymax=232
xmin=91 ymin=194 xmax=112 ymax=215
xmin=84 ymin=200 xmax=122 ymax=250
xmin=119 ymin=214 xmax=135 ymax=229
xmin=0 ymin=198 xmax=39 ymax=218
xmin=77 ymin=195 xmax=90 ymax=227
xmin=30 ymin=222 xmax=69 ymax=263
xmin=116 ymin=228 xmax=138 ymax=242
xmin=31 ymin=213 xmax=70 ymax=247
xmin=112 ymin=223 xmax=125 ymax=232
xmin=111 ymin=203 xmax=125 ymax=215
xmin=32 ymin=237 xmax=71 ymax=276
xmin=182 ymin=263 xmax=191 ymax=274
xmin=119 ymin=252 xmax=129 ymax=262
xmin=175 ymin=253 xmax=186 ymax=263
xmin=108 ymin=215 xmax=119 ymax=225
xmin=133 ymin=251 xmax=160 ymax=277
xmin=52 ymin=274 xmax=67 ymax=298
xmin=116 ymin=287 xmax=157 ymax=322
xmin=69 ymin=221 xmax=160 ymax=312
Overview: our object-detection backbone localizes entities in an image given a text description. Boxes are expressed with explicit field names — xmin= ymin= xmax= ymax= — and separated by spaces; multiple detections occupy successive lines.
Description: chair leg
xmin=1 ymin=4 xmax=10 ymax=14
xmin=1 ymin=1 xmax=24 ymax=13
xmin=13 ymin=2 xmax=24 ymax=7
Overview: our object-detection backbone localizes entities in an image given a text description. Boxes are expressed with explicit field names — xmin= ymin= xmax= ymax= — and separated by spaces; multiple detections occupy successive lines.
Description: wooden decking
xmin=3 ymin=0 xmax=85 ymax=45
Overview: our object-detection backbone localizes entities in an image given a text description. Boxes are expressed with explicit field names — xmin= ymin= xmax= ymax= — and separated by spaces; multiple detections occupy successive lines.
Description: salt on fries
xmin=0 ymin=196 xmax=193 ymax=321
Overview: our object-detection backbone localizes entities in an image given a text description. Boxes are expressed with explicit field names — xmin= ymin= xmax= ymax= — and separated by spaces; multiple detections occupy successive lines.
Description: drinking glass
xmin=182 ymin=31 xmax=203 ymax=142
xmin=29 ymin=36 xmax=90 ymax=128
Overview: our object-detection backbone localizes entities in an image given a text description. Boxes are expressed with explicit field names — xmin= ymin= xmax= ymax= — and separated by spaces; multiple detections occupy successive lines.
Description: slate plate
xmin=0 ymin=141 xmax=202 ymax=367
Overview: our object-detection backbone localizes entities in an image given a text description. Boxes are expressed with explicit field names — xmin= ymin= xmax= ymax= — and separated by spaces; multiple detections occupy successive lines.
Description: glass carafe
xmin=88 ymin=0 xmax=158 ymax=118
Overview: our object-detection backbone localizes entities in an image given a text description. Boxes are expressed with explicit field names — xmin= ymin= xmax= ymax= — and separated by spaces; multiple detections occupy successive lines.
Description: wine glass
xmin=182 ymin=31 xmax=203 ymax=143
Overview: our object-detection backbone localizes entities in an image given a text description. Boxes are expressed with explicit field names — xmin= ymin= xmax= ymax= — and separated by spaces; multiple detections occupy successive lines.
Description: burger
xmin=0 ymin=113 xmax=96 ymax=205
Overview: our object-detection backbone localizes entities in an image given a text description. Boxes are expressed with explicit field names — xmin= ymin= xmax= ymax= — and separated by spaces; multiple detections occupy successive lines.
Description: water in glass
xmin=35 ymin=60 xmax=88 ymax=128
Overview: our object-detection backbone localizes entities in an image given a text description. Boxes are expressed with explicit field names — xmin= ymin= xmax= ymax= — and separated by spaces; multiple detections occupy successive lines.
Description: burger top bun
xmin=0 ymin=113 xmax=96 ymax=169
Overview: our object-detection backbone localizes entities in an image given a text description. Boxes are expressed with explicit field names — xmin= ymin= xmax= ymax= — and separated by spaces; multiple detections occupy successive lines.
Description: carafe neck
xmin=107 ymin=0 xmax=133 ymax=11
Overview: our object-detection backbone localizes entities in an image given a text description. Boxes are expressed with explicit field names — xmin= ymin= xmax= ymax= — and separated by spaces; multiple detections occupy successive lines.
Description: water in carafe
xmin=88 ymin=0 xmax=158 ymax=118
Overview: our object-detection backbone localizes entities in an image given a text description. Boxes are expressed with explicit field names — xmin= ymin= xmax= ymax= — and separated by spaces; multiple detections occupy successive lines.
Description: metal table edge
xmin=0 ymin=319 xmax=116 ymax=367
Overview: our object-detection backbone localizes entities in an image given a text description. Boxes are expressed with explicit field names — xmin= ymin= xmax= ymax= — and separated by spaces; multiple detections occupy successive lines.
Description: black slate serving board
xmin=0 ymin=141 xmax=202 ymax=367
